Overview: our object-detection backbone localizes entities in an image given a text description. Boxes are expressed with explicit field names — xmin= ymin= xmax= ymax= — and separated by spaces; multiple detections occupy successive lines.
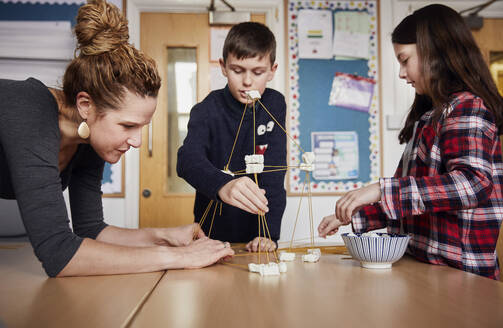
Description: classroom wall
xmin=125 ymin=0 xmax=411 ymax=243
xmin=125 ymin=0 xmax=503 ymax=244
xmin=2 ymin=0 xmax=502 ymax=241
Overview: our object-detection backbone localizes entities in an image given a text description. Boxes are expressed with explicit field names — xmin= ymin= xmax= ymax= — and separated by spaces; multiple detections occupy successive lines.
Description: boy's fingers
xmin=243 ymin=178 xmax=268 ymax=201
xmin=244 ymin=182 xmax=268 ymax=208
xmin=234 ymin=193 xmax=260 ymax=214
xmin=242 ymin=190 xmax=268 ymax=213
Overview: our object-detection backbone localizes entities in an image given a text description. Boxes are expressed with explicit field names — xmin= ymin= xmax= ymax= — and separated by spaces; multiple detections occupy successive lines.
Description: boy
xmin=177 ymin=22 xmax=286 ymax=252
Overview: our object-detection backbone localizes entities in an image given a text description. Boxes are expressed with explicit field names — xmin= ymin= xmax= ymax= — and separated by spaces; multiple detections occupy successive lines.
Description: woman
xmin=318 ymin=4 xmax=503 ymax=279
xmin=0 ymin=0 xmax=233 ymax=277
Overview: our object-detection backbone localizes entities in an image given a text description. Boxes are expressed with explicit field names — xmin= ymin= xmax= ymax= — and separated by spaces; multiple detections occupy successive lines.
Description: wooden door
xmin=139 ymin=13 xmax=265 ymax=228
xmin=472 ymin=18 xmax=503 ymax=281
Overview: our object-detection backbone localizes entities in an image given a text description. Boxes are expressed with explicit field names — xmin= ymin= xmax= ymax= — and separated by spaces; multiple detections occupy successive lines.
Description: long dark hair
xmin=392 ymin=4 xmax=503 ymax=144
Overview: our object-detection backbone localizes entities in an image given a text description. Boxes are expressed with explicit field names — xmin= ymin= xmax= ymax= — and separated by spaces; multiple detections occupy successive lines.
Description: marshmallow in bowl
xmin=347 ymin=232 xmax=357 ymax=237
xmin=361 ymin=232 xmax=380 ymax=238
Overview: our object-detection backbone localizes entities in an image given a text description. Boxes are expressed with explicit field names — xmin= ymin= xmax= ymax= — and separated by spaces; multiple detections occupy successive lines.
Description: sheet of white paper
xmin=210 ymin=27 xmax=230 ymax=62
xmin=210 ymin=66 xmax=227 ymax=91
xmin=298 ymin=9 xmax=333 ymax=59
xmin=333 ymin=31 xmax=369 ymax=59
xmin=333 ymin=11 xmax=370 ymax=59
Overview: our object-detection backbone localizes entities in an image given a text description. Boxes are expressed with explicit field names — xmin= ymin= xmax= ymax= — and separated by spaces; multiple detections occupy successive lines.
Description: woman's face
xmin=86 ymin=90 xmax=157 ymax=163
xmin=393 ymin=43 xmax=425 ymax=95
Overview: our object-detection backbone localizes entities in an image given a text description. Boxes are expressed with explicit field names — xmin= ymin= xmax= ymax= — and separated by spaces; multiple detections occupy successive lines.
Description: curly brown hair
xmin=63 ymin=0 xmax=161 ymax=112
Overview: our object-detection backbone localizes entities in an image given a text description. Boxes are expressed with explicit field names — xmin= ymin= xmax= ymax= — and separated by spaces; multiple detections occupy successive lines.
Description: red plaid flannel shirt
xmin=353 ymin=92 xmax=503 ymax=280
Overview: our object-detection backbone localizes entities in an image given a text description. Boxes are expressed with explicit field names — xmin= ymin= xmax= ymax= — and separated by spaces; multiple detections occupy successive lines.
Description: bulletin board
xmin=286 ymin=0 xmax=382 ymax=195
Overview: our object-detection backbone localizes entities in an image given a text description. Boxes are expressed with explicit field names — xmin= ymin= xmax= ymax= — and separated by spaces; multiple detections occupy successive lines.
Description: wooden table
xmin=0 ymin=241 xmax=163 ymax=328
xmin=129 ymin=249 xmax=503 ymax=328
xmin=2 ymin=242 xmax=503 ymax=328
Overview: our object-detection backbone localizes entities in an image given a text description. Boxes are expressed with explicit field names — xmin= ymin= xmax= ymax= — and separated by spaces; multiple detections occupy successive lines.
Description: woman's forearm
xmin=57 ymin=234 xmax=234 ymax=277
xmin=95 ymin=226 xmax=160 ymax=247
xmin=57 ymin=238 xmax=181 ymax=277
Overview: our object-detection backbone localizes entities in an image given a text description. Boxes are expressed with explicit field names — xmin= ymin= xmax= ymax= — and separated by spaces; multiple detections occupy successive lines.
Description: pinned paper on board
xmin=329 ymin=72 xmax=375 ymax=112
xmin=333 ymin=11 xmax=370 ymax=59
xmin=298 ymin=9 xmax=333 ymax=59
xmin=311 ymin=131 xmax=359 ymax=180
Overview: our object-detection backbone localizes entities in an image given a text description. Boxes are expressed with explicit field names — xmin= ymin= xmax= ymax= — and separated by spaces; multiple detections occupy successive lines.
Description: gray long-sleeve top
xmin=0 ymin=78 xmax=108 ymax=277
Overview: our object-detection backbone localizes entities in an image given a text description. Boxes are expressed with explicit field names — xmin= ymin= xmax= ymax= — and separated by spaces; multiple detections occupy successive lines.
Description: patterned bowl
xmin=341 ymin=232 xmax=411 ymax=269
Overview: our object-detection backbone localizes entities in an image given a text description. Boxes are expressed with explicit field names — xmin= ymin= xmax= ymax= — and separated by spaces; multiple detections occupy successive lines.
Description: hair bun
xmin=75 ymin=0 xmax=129 ymax=56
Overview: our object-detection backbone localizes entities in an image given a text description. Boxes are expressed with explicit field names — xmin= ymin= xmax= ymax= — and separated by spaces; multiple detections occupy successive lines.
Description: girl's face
xmin=393 ymin=43 xmax=425 ymax=95
xmin=83 ymin=90 xmax=157 ymax=164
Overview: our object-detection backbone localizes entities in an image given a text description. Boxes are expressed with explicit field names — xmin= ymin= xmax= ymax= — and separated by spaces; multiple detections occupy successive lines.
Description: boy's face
xmin=220 ymin=53 xmax=278 ymax=104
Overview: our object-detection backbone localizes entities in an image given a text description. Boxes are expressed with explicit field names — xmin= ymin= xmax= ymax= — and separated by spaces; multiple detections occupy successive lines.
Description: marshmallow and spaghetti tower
xmin=195 ymin=90 xmax=321 ymax=273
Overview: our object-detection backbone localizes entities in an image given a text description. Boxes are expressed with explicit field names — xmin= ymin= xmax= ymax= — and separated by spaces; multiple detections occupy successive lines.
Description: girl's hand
xmin=335 ymin=182 xmax=381 ymax=223
xmin=318 ymin=214 xmax=346 ymax=238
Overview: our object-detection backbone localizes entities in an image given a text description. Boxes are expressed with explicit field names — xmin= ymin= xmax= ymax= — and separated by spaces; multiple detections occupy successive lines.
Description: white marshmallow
xmin=245 ymin=90 xmax=261 ymax=100
xmin=249 ymin=262 xmax=286 ymax=275
xmin=361 ymin=232 xmax=380 ymax=238
xmin=299 ymin=163 xmax=315 ymax=171
xmin=307 ymin=248 xmax=321 ymax=257
xmin=261 ymin=263 xmax=280 ymax=276
xmin=248 ymin=263 xmax=261 ymax=273
xmin=302 ymin=253 xmax=320 ymax=263
xmin=279 ymin=251 xmax=296 ymax=262
xmin=302 ymin=152 xmax=315 ymax=164
xmin=246 ymin=163 xmax=264 ymax=174
xmin=245 ymin=154 xmax=264 ymax=164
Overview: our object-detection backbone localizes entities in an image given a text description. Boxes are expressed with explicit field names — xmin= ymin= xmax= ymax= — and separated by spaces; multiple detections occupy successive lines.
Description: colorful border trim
xmin=287 ymin=0 xmax=380 ymax=193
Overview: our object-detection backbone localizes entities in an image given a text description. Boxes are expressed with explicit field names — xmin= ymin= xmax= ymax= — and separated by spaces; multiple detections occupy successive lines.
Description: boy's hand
xmin=218 ymin=177 xmax=269 ymax=214
xmin=246 ymin=237 xmax=277 ymax=252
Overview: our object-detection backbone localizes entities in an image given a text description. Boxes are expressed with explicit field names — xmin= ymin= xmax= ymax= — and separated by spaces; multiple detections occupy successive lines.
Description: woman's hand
xmin=318 ymin=214 xmax=346 ymax=238
xmin=150 ymin=223 xmax=205 ymax=247
xmin=335 ymin=182 xmax=381 ymax=223
xmin=178 ymin=237 xmax=234 ymax=269
xmin=246 ymin=237 xmax=277 ymax=252
xmin=218 ymin=177 xmax=269 ymax=214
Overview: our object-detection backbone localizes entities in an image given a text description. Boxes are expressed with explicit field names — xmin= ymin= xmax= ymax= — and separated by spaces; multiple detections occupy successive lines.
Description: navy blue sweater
xmin=177 ymin=86 xmax=287 ymax=242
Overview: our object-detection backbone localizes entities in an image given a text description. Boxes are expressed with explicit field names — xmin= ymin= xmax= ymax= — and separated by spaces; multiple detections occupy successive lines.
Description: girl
xmin=318 ymin=4 xmax=503 ymax=280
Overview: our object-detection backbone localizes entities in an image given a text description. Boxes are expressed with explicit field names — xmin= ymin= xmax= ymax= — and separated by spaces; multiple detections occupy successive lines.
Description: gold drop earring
xmin=77 ymin=120 xmax=90 ymax=139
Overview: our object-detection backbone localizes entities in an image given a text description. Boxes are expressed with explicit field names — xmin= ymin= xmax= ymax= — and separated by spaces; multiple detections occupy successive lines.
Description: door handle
xmin=142 ymin=189 xmax=152 ymax=198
